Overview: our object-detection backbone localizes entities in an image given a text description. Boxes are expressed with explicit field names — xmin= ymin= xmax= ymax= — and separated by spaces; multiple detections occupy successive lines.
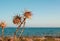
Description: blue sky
xmin=0 ymin=0 xmax=60 ymax=27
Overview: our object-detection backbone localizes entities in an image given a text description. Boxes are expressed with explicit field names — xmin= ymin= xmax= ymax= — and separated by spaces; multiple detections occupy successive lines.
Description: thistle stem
xmin=20 ymin=19 xmax=26 ymax=36
xmin=14 ymin=18 xmax=26 ymax=37
xmin=2 ymin=28 xmax=4 ymax=41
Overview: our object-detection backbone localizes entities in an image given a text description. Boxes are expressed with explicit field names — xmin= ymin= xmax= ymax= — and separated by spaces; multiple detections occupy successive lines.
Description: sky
xmin=0 ymin=0 xmax=60 ymax=27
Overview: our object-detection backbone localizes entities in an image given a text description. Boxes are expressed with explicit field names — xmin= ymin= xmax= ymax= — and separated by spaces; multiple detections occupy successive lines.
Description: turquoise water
xmin=0 ymin=27 xmax=60 ymax=37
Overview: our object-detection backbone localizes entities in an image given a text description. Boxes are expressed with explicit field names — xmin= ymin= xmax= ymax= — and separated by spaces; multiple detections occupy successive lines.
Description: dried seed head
xmin=13 ymin=15 xmax=21 ymax=24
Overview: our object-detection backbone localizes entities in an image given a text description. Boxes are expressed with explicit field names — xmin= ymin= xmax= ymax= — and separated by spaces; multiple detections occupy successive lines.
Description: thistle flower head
xmin=24 ymin=11 xmax=32 ymax=18
xmin=13 ymin=15 xmax=21 ymax=25
xmin=0 ymin=22 xmax=6 ymax=28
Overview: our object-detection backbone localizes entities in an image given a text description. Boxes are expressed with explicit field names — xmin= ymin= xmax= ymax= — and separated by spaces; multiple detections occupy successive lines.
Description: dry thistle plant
xmin=0 ymin=21 xmax=6 ymax=41
xmin=13 ymin=10 xmax=32 ymax=37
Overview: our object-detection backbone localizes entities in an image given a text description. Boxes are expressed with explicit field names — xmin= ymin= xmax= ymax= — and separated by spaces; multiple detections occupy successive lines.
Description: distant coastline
xmin=3 ymin=27 xmax=60 ymax=28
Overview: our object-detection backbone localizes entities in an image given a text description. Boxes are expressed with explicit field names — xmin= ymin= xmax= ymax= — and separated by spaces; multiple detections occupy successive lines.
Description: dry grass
xmin=0 ymin=36 xmax=59 ymax=41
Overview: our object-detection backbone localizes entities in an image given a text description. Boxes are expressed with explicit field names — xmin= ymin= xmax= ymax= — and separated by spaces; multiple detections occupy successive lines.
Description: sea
xmin=0 ymin=27 xmax=60 ymax=37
